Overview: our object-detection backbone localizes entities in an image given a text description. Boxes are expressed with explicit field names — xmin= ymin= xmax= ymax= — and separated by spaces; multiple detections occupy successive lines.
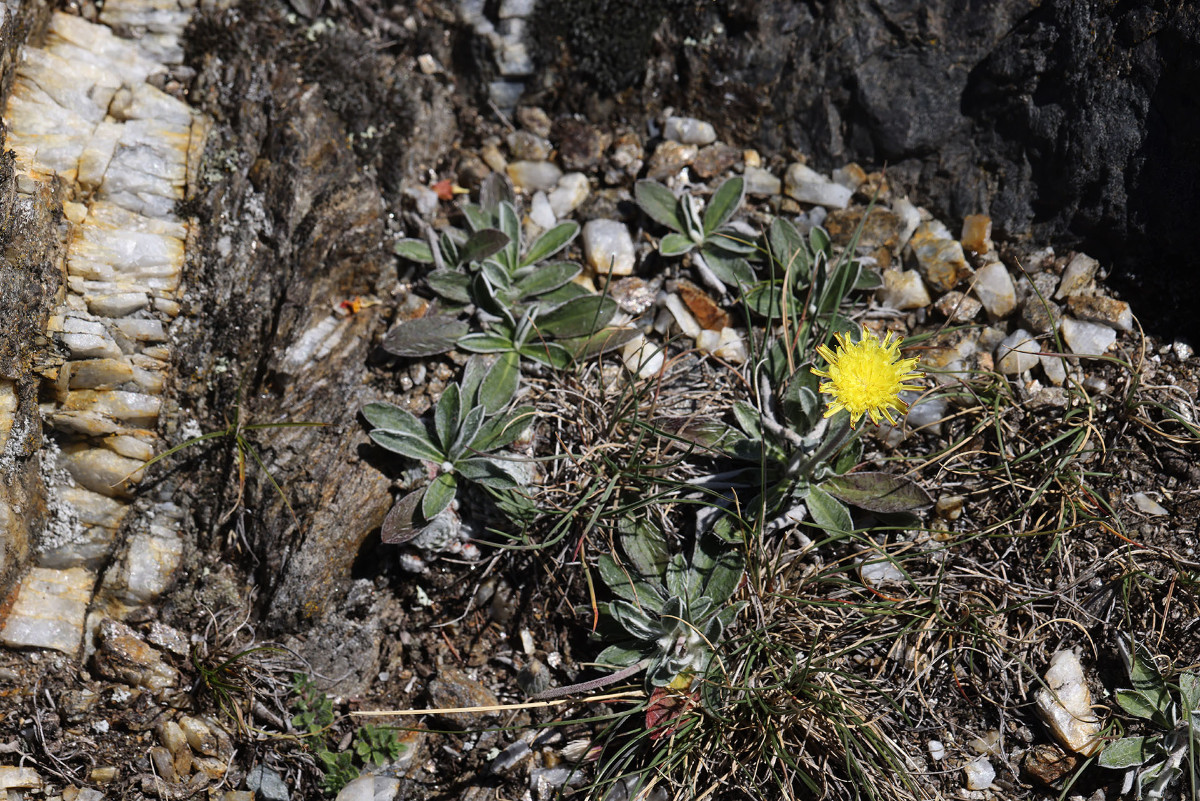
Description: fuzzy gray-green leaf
xmin=1116 ymin=689 xmax=1167 ymax=721
xmin=369 ymin=429 xmax=444 ymax=464
xmin=421 ymin=473 xmax=457 ymax=520
xmin=1098 ymin=736 xmax=1155 ymax=769
xmin=394 ymin=238 xmax=434 ymax=263
xmin=457 ymin=331 xmax=515 ymax=354
xmin=806 ymin=484 xmax=853 ymax=535
xmin=460 ymin=229 xmax=511 ymax=265
xmin=610 ymin=600 xmax=659 ymax=641
xmin=362 ymin=402 xmax=425 ymax=438
xmin=521 ymin=221 xmax=579 ymax=267
xmin=598 ymin=554 xmax=666 ymax=613
xmin=635 ymin=180 xmax=685 ymax=232
xmin=448 ymin=405 xmax=486 ymax=462
xmin=702 ymin=176 xmax=745 ymax=235
xmin=381 ymin=316 xmax=469 ymax=357
xmin=769 ymin=217 xmax=810 ymax=282
xmin=597 ymin=644 xmax=651 ymax=668
xmin=456 ymin=456 xmax=522 ymax=488
xmin=471 ymin=406 xmax=534 ymax=452
xmin=477 ymin=351 xmax=520 ymax=415
xmin=536 ymin=295 xmax=618 ymax=339
xmin=821 ymin=472 xmax=933 ymax=513
xmin=1180 ymin=671 xmax=1200 ymax=712
xmin=434 ymin=383 xmax=461 ymax=452
xmin=426 ymin=270 xmax=472 ymax=304
xmin=619 ymin=517 xmax=670 ymax=579
xmin=515 ymin=261 xmax=581 ymax=299
xmin=659 ymin=232 xmax=696 ymax=257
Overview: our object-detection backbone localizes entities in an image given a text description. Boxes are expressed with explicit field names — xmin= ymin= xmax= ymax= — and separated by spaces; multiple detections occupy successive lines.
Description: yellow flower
xmin=811 ymin=326 xmax=923 ymax=428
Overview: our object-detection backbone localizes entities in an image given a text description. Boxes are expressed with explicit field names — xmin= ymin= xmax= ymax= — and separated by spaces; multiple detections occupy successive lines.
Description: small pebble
xmin=963 ymin=756 xmax=995 ymax=790
xmin=663 ymin=116 xmax=717 ymax=145
xmin=582 ymin=219 xmax=635 ymax=276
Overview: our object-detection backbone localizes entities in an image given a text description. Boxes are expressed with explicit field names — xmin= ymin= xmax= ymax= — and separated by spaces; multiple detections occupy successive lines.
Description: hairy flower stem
xmin=531 ymin=659 xmax=650 ymax=700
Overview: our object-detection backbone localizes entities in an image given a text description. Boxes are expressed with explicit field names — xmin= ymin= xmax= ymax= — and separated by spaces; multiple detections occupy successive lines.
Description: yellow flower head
xmin=810 ymin=326 xmax=923 ymax=428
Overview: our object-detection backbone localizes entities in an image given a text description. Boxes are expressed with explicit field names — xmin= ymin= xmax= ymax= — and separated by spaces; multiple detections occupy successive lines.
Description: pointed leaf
xmin=462 ymin=204 xmax=492 ymax=233
xmin=421 ymin=473 xmax=457 ymax=519
xmin=448 ymin=405 xmax=486 ymax=462
xmin=456 ymin=456 xmax=522 ymax=488
xmin=809 ymin=225 xmax=832 ymax=255
xmin=460 ymin=355 xmax=490 ymax=409
xmin=434 ymin=383 xmax=461 ymax=452
xmin=854 ymin=267 xmax=884 ymax=290
xmin=708 ymin=227 xmax=758 ymax=255
xmin=1116 ymin=689 xmax=1165 ymax=721
xmin=519 ymin=341 xmax=574 ymax=369
xmin=664 ymin=553 xmax=688 ymax=603
xmin=1098 ymin=736 xmax=1155 ymax=769
xmin=598 ymin=554 xmax=666 ymax=613
xmin=471 ymin=406 xmax=534 ymax=452
xmin=536 ymin=295 xmax=618 ymax=339
xmin=497 ymin=202 xmax=521 ymax=273
xmin=477 ymin=350 xmax=520 ymax=415
xmin=381 ymin=316 xmax=469 ymax=357
xmin=380 ymin=489 xmax=424 ymax=544
xmin=521 ymin=221 xmax=579 ymax=267
xmin=610 ymin=600 xmax=659 ymax=641
xmin=731 ymin=401 xmax=762 ymax=440
xmin=597 ymin=644 xmax=652 ymax=668
xmin=362 ymin=402 xmax=425 ymax=438
xmin=635 ymin=180 xmax=685 ymax=232
xmin=702 ymin=176 xmax=745 ymax=234
xmin=783 ymin=368 xmax=821 ymax=430
xmin=457 ymin=331 xmax=516 ymax=353
xmin=515 ymin=261 xmax=581 ymax=299
xmin=660 ymin=232 xmax=696 ymax=257
xmin=1179 ymin=672 xmax=1200 ymax=712
xmin=460 ymin=229 xmax=511 ymax=265
xmin=619 ymin=517 xmax=670 ymax=579
xmin=534 ymin=281 xmax=590 ymax=308
xmin=369 ymin=429 xmax=444 ymax=463
xmin=806 ymin=484 xmax=853 ymax=535
xmin=769 ymin=217 xmax=810 ymax=283
xmin=560 ymin=326 xmax=641 ymax=359
xmin=701 ymin=251 xmax=755 ymax=287
xmin=821 ymin=472 xmax=933 ymax=513
xmin=426 ymin=269 xmax=472 ymax=304
xmin=394 ymin=238 xmax=434 ymax=263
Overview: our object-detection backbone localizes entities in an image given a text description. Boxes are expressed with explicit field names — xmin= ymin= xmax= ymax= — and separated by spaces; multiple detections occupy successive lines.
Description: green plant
xmin=363 ymin=354 xmax=534 ymax=541
xmin=594 ymin=518 xmax=746 ymax=691
xmin=387 ymin=173 xmax=626 ymax=360
xmin=292 ymin=674 xmax=404 ymax=795
xmin=635 ymin=175 xmax=756 ymax=288
xmin=1098 ymin=638 xmax=1200 ymax=800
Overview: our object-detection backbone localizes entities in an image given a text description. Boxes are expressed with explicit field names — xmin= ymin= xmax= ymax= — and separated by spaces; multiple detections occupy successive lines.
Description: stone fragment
xmin=499 ymin=0 xmax=535 ymax=17
xmin=552 ymin=119 xmax=611 ymax=172
xmin=1131 ymin=492 xmax=1168 ymax=516
xmin=1055 ymin=253 xmax=1099 ymax=299
xmin=713 ymin=327 xmax=748 ymax=364
xmin=506 ymin=160 xmax=562 ymax=192
xmin=103 ymin=433 xmax=155 ymax=462
xmin=428 ymin=666 xmax=499 ymax=727
xmin=663 ymin=116 xmax=717 ymax=145
xmin=1021 ymin=294 xmax=1063 ymax=335
xmin=609 ymin=276 xmax=656 ymax=315
xmin=148 ymin=746 xmax=177 ymax=783
xmin=1040 ymin=353 xmax=1067 ymax=386
xmin=878 ymin=269 xmax=931 ymax=310
xmin=1066 ymin=295 xmax=1133 ymax=331
xmin=972 ymin=260 xmax=1017 ymax=318
xmin=963 ymin=757 xmax=995 ymax=790
xmin=516 ymin=106 xmax=551 ymax=137
xmin=1021 ymin=743 xmax=1078 ymax=788
xmin=675 ymin=278 xmax=729 ymax=330
xmin=960 ymin=214 xmax=993 ymax=255
xmin=783 ymin=163 xmax=852 ymax=209
xmin=910 ymin=220 xmax=972 ymax=292
xmin=996 ymin=329 xmax=1040 ymax=375
xmin=335 ymin=776 xmax=402 ymax=801
xmin=933 ymin=290 xmax=982 ymax=322
xmin=60 ymin=332 xmax=123 ymax=360
xmin=607 ymin=131 xmax=643 ymax=177
xmin=743 ymin=165 xmax=781 ymax=196
xmin=927 ymin=740 xmax=946 ymax=761
xmin=860 ymin=553 xmax=905 ymax=587
xmin=480 ymin=139 xmax=507 ymax=173
xmin=824 ymin=207 xmax=905 ymax=251
xmin=158 ymin=720 xmax=193 ymax=777
xmin=495 ymin=40 xmax=534 ymax=77
xmin=891 ymin=196 xmax=922 ymax=251
xmin=179 ymin=715 xmax=219 ymax=755
xmin=113 ymin=317 xmax=167 ymax=341
xmin=100 ymin=529 xmax=184 ymax=605
xmin=1036 ymin=650 xmax=1101 ymax=756
xmin=246 ymin=766 xmax=289 ymax=801
xmin=146 ymin=621 xmax=190 ymax=656
xmin=92 ymin=618 xmax=181 ymax=691
xmin=832 ymin=162 xmax=867 ymax=191
xmin=664 ymin=294 xmax=701 ymax=339
xmin=490 ymin=740 xmax=533 ymax=774
xmin=646 ymin=140 xmax=698 ymax=181
xmin=0 ymin=567 xmax=93 ymax=654
xmin=691 ymin=143 xmax=740 ymax=178
xmin=528 ymin=191 xmax=555 ymax=230
xmin=1060 ymin=317 xmax=1116 ymax=356
xmin=60 ymin=446 xmax=144 ymax=496
xmin=0 ymin=766 xmax=44 ymax=790
xmin=935 ymin=496 xmax=964 ymax=521
xmin=547 ymin=172 xmax=589 ymax=218
xmin=506 ymin=130 xmax=551 ymax=161
xmin=87 ymin=291 xmax=149 ymax=317
xmin=582 ymin=219 xmax=635 ymax=276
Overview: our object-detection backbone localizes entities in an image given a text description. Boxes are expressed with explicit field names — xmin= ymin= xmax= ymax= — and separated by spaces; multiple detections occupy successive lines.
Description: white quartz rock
xmin=743 ymin=165 xmax=781 ymax=196
xmin=664 ymin=116 xmax=717 ymax=146
xmin=60 ymin=332 xmax=124 ymax=361
xmin=102 ymin=529 xmax=184 ymax=605
xmin=0 ymin=566 xmax=94 ymax=654
xmin=1060 ymin=317 xmax=1116 ymax=356
xmin=87 ymin=291 xmax=149 ymax=317
xmin=1036 ymin=650 xmax=1101 ymax=756
xmin=972 ymin=261 xmax=1017 ymax=318
xmin=963 ymin=757 xmax=995 ymax=791
xmin=621 ymin=334 xmax=665 ymax=379
xmin=879 ymin=269 xmax=931 ymax=310
xmin=61 ymin=447 xmax=145 ymax=496
xmin=506 ymin=160 xmax=563 ymax=192
xmin=16 ymin=46 xmax=119 ymax=122
xmin=784 ymin=163 xmax=853 ymax=209
xmin=46 ymin=12 xmax=163 ymax=87
xmin=582 ymin=219 xmax=635 ymax=276
xmin=548 ymin=172 xmax=589 ymax=217
xmin=996 ymin=328 xmax=1040 ymax=375
xmin=1055 ymin=253 xmax=1099 ymax=299
xmin=529 ymin=191 xmax=556 ymax=229
xmin=68 ymin=358 xmax=135 ymax=389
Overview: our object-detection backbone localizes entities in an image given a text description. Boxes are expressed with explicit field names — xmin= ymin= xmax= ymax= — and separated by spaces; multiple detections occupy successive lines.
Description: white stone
xmin=783 ymin=163 xmax=852 ymax=209
xmin=905 ymin=396 xmax=948 ymax=433
xmin=1131 ymin=492 xmax=1168 ymax=516
xmin=1036 ymin=650 xmax=1101 ymax=755
xmin=113 ymin=317 xmax=167 ymax=342
xmin=860 ymin=555 xmax=905 ymax=587
xmin=109 ymin=82 xmax=193 ymax=127
xmin=963 ymin=757 xmax=994 ymax=791
xmin=1061 ymin=317 xmax=1116 ymax=356
xmin=60 ymin=447 xmax=144 ymax=496
xmin=68 ymin=358 xmax=135 ymax=389
xmin=488 ymin=81 xmax=525 ymax=111
xmin=664 ymin=293 xmax=701 ymax=339
xmin=713 ymin=327 xmax=748 ymax=364
xmin=60 ymin=332 xmax=123 ymax=360
xmin=1040 ymin=353 xmax=1067 ymax=386
xmin=0 ymin=566 xmax=93 ymax=654
xmin=529 ymin=191 xmax=556 ymax=230
xmin=495 ymin=39 xmax=534 ymax=77
xmin=743 ymin=165 xmax=781 ymax=196
xmin=104 ymin=434 xmax=155 ymax=462
xmin=46 ymin=410 xmax=123 ymax=437
xmin=996 ymin=329 xmax=1040 ymax=375
xmin=336 ymin=775 xmax=402 ymax=801
xmin=663 ymin=116 xmax=717 ymax=146
xmin=104 ymin=530 xmax=183 ymax=605
xmin=498 ymin=0 xmax=535 ymax=17
xmin=506 ymin=160 xmax=562 ymax=192
xmin=58 ymin=486 xmax=129 ymax=529
xmin=878 ymin=269 xmax=931 ymax=311
xmin=64 ymin=390 xmax=161 ymax=423
xmin=972 ymin=261 xmax=1017 ymax=318
xmin=891 ymin=196 xmax=922 ymax=251
xmin=0 ymin=766 xmax=44 ymax=790
xmin=582 ymin=219 xmax=635 ymax=276
xmin=87 ymin=291 xmax=149 ymax=317
xmin=1055 ymin=253 xmax=1099 ymax=299
xmin=928 ymin=740 xmax=945 ymax=761
xmin=621 ymin=334 xmax=665 ymax=379
xmin=548 ymin=172 xmax=589 ymax=217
